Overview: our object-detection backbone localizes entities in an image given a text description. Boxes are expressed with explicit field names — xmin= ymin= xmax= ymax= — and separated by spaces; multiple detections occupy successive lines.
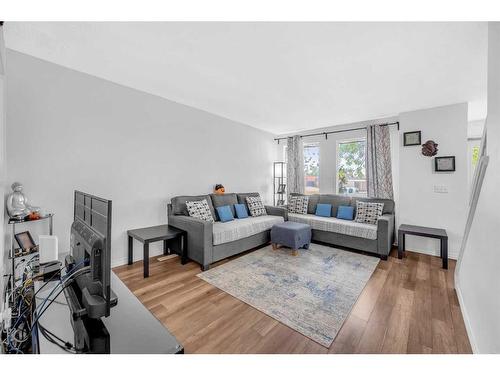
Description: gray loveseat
xmin=288 ymin=193 xmax=395 ymax=260
xmin=167 ymin=193 xmax=287 ymax=270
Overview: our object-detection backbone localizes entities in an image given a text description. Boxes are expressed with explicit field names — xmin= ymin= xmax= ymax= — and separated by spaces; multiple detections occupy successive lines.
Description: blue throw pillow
xmin=216 ymin=205 xmax=234 ymax=222
xmin=234 ymin=203 xmax=249 ymax=219
xmin=337 ymin=205 xmax=354 ymax=220
xmin=315 ymin=203 xmax=332 ymax=217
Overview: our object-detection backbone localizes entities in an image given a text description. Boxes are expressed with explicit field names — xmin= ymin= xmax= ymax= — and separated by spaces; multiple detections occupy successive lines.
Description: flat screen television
xmin=64 ymin=191 xmax=117 ymax=352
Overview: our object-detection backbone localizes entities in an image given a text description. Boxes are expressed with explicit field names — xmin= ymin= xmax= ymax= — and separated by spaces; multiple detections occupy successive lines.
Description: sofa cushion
xmin=186 ymin=199 xmax=215 ymax=223
xmin=288 ymin=213 xmax=377 ymax=240
xmin=315 ymin=203 xmax=332 ymax=217
xmin=212 ymin=215 xmax=285 ymax=245
xmin=246 ymin=196 xmax=267 ymax=217
xmin=290 ymin=193 xmax=319 ymax=214
xmin=337 ymin=205 xmax=355 ymax=220
xmin=307 ymin=194 xmax=320 ymax=214
xmin=318 ymin=195 xmax=352 ymax=217
xmin=351 ymin=197 xmax=394 ymax=215
xmin=289 ymin=195 xmax=309 ymax=214
xmin=234 ymin=203 xmax=249 ymax=219
xmin=236 ymin=192 xmax=260 ymax=206
xmin=355 ymin=201 xmax=384 ymax=225
xmin=210 ymin=193 xmax=238 ymax=220
xmin=216 ymin=205 xmax=234 ymax=223
xmin=171 ymin=195 xmax=216 ymax=219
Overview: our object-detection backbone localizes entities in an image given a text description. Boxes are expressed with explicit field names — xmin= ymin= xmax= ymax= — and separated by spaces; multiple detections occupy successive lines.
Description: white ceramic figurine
xmin=6 ymin=182 xmax=40 ymax=219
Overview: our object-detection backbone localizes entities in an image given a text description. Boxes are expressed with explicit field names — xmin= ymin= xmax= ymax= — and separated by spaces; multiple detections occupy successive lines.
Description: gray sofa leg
xmin=380 ymin=254 xmax=388 ymax=261
xmin=201 ymin=264 xmax=210 ymax=271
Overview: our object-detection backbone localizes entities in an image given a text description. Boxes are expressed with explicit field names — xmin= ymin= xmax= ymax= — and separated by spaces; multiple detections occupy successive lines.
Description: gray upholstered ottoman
xmin=270 ymin=221 xmax=312 ymax=256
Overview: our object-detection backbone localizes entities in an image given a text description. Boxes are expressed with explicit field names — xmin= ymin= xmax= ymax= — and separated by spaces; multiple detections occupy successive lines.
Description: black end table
xmin=128 ymin=225 xmax=187 ymax=278
xmin=398 ymin=224 xmax=448 ymax=269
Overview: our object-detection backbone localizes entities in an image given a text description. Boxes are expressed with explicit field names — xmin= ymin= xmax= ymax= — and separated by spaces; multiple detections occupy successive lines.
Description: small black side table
xmin=398 ymin=224 xmax=448 ymax=269
xmin=128 ymin=225 xmax=187 ymax=278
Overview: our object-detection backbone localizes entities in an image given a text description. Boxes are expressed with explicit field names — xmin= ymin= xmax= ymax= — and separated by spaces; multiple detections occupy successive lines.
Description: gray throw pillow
xmin=355 ymin=201 xmax=384 ymax=225
xmin=246 ymin=196 xmax=267 ymax=217
xmin=186 ymin=199 xmax=215 ymax=222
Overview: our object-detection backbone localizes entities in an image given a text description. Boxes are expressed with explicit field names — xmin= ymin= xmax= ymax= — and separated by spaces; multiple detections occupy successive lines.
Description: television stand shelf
xmin=7 ymin=213 xmax=54 ymax=301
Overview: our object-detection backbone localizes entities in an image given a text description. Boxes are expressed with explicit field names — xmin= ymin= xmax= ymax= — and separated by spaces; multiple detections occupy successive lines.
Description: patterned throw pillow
xmin=288 ymin=195 xmax=309 ymax=214
xmin=186 ymin=199 xmax=215 ymax=222
xmin=355 ymin=201 xmax=384 ymax=225
xmin=246 ymin=196 xmax=267 ymax=217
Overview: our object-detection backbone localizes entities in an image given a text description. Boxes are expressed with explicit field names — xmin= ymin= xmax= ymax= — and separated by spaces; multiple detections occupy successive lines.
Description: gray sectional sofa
xmin=288 ymin=193 xmax=395 ymax=260
xmin=167 ymin=192 xmax=394 ymax=270
xmin=167 ymin=193 xmax=287 ymax=270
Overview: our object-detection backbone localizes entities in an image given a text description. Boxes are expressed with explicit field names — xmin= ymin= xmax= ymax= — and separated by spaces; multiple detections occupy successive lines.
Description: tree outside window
xmin=337 ymin=139 xmax=367 ymax=196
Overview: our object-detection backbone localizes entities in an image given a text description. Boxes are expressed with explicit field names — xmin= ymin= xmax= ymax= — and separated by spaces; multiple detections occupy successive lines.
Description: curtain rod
xmin=274 ymin=121 xmax=399 ymax=143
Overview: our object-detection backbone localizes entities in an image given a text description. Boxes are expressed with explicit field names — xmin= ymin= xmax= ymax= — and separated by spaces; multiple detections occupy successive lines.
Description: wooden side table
xmin=128 ymin=225 xmax=187 ymax=278
xmin=398 ymin=224 xmax=448 ymax=269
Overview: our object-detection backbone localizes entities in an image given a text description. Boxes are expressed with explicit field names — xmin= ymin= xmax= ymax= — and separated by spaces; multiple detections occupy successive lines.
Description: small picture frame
xmin=277 ymin=183 xmax=286 ymax=194
xmin=15 ymin=231 xmax=37 ymax=251
xmin=435 ymin=156 xmax=456 ymax=172
xmin=403 ymin=131 xmax=422 ymax=146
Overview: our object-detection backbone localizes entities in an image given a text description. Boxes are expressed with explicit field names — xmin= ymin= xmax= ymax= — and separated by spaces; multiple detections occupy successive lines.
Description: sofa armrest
xmin=377 ymin=214 xmax=395 ymax=257
xmin=168 ymin=207 xmax=213 ymax=268
xmin=265 ymin=205 xmax=288 ymax=221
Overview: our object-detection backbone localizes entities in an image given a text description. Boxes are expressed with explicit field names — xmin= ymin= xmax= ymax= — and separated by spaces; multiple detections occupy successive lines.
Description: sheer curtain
xmin=366 ymin=124 xmax=394 ymax=199
xmin=286 ymin=135 xmax=305 ymax=196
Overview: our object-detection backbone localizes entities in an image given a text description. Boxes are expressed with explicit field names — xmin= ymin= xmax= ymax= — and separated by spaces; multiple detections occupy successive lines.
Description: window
xmin=304 ymin=143 xmax=320 ymax=195
xmin=337 ymin=139 xmax=367 ymax=196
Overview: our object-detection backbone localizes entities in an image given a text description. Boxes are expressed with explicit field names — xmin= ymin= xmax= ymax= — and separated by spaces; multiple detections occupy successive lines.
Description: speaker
xmin=38 ymin=235 xmax=58 ymax=264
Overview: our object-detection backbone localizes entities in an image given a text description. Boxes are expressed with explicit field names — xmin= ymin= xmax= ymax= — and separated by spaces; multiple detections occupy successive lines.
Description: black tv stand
xmin=33 ymin=272 xmax=183 ymax=354
xmin=63 ymin=275 xmax=113 ymax=353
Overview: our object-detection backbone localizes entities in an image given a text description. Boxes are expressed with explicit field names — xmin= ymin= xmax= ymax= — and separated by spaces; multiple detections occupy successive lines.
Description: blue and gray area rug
xmin=197 ymin=243 xmax=379 ymax=347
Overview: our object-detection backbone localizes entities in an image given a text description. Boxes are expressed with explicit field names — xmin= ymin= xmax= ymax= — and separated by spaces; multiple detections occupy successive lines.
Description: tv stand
xmin=33 ymin=271 xmax=183 ymax=354
xmin=63 ymin=276 xmax=113 ymax=353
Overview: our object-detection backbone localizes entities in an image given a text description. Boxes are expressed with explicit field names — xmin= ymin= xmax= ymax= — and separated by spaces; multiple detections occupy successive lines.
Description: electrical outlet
xmin=434 ymin=185 xmax=449 ymax=193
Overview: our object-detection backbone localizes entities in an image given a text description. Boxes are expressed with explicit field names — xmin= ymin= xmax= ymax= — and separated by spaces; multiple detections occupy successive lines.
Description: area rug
xmin=197 ymin=243 xmax=379 ymax=347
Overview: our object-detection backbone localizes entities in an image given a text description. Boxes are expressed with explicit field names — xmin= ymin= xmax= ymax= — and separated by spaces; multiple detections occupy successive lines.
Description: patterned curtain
xmin=286 ymin=135 xmax=305 ymax=196
xmin=366 ymin=124 xmax=394 ymax=199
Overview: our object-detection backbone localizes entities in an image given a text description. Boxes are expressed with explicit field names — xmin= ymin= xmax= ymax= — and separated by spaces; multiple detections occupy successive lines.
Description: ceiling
xmin=4 ymin=22 xmax=488 ymax=134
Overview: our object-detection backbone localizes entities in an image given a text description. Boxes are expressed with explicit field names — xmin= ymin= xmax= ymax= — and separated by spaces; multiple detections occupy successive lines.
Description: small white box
xmin=38 ymin=235 xmax=58 ymax=264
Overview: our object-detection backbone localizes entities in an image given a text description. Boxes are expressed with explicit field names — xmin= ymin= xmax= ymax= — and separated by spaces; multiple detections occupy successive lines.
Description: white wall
xmin=457 ymin=22 xmax=500 ymax=354
xmin=468 ymin=119 xmax=485 ymax=138
xmin=0 ymin=27 xmax=6 ymax=308
xmin=6 ymin=50 xmax=277 ymax=266
xmin=398 ymin=103 xmax=468 ymax=259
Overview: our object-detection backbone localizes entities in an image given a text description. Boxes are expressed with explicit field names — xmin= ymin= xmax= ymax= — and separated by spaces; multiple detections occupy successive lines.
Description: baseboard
xmin=111 ymin=247 xmax=164 ymax=268
xmin=404 ymin=247 xmax=458 ymax=260
xmin=455 ymin=279 xmax=479 ymax=353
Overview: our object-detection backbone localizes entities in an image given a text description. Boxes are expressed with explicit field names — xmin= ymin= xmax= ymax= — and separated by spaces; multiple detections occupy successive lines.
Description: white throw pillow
xmin=186 ymin=199 xmax=215 ymax=222
xmin=288 ymin=195 xmax=309 ymax=214
xmin=355 ymin=201 xmax=384 ymax=225
xmin=246 ymin=196 xmax=267 ymax=217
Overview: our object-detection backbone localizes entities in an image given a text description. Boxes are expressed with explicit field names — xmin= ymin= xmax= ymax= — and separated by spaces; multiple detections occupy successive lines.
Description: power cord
xmin=37 ymin=322 xmax=77 ymax=354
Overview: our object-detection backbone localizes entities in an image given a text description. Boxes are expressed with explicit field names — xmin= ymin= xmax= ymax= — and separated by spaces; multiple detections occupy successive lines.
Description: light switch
xmin=434 ymin=185 xmax=449 ymax=193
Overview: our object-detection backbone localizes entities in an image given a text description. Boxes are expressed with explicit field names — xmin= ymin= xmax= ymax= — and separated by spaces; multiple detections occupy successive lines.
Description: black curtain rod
xmin=274 ymin=121 xmax=399 ymax=143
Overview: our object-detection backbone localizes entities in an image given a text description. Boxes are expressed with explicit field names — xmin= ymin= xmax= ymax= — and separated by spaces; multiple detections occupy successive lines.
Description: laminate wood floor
xmin=113 ymin=247 xmax=472 ymax=354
